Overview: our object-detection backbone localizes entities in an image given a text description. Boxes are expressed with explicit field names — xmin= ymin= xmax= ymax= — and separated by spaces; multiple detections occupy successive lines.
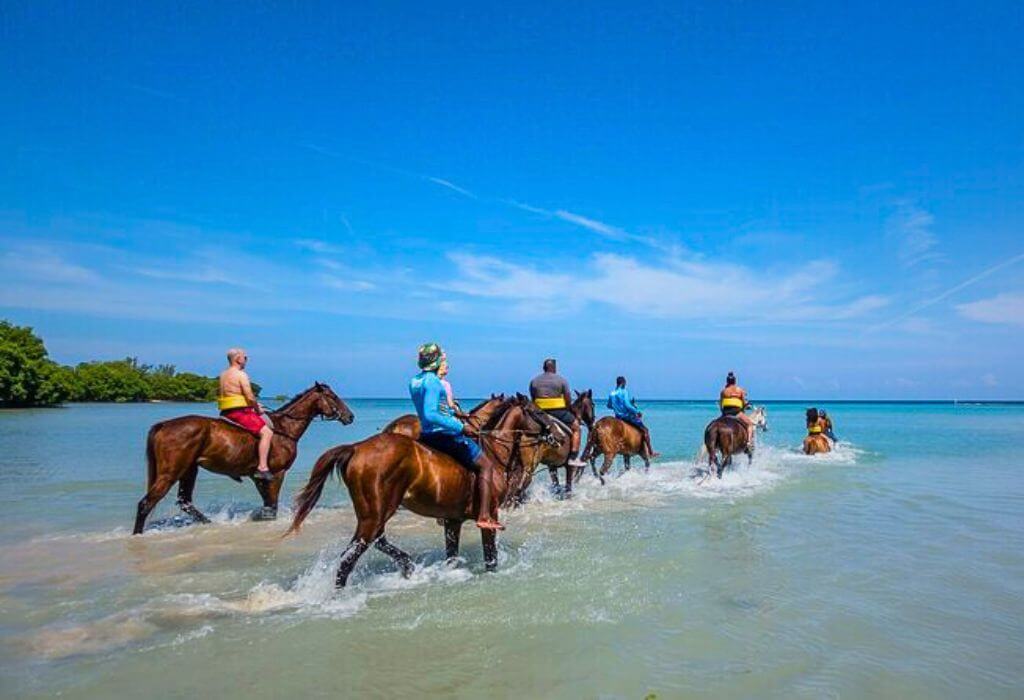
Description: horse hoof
xmin=252 ymin=507 xmax=278 ymax=521
xmin=400 ymin=563 xmax=415 ymax=579
xmin=484 ymin=563 xmax=498 ymax=573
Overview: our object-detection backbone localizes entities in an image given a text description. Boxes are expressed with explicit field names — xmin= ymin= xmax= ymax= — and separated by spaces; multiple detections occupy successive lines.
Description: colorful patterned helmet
xmin=417 ymin=342 xmax=444 ymax=371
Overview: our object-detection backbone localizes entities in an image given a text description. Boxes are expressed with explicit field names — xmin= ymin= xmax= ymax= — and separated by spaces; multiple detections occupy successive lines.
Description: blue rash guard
xmin=607 ymin=387 xmax=641 ymax=422
xmin=410 ymin=371 xmax=464 ymax=435
xmin=410 ymin=370 xmax=482 ymax=467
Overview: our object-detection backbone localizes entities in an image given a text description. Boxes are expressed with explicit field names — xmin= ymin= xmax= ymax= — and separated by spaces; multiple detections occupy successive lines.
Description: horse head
xmin=750 ymin=405 xmax=768 ymax=432
xmin=572 ymin=389 xmax=596 ymax=429
xmin=311 ymin=382 xmax=355 ymax=425
xmin=514 ymin=393 xmax=564 ymax=447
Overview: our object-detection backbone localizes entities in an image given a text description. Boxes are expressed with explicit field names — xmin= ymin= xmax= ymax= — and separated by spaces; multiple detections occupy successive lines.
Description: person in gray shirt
xmin=529 ymin=358 xmax=585 ymax=467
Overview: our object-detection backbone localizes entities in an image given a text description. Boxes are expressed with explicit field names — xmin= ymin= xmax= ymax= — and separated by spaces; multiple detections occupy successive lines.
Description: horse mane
xmin=480 ymin=398 xmax=516 ymax=430
xmin=271 ymin=384 xmax=319 ymax=414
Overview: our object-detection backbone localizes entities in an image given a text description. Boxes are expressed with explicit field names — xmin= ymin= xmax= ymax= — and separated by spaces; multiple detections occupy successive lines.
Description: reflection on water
xmin=1 ymin=401 xmax=1023 ymax=697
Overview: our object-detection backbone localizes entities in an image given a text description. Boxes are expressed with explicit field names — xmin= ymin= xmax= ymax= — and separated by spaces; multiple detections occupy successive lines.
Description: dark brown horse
xmin=133 ymin=383 xmax=353 ymax=534
xmin=535 ymin=389 xmax=595 ymax=497
xmin=287 ymin=395 xmax=560 ymax=586
xmin=701 ymin=406 xmax=768 ymax=479
xmin=581 ymin=417 xmax=651 ymax=485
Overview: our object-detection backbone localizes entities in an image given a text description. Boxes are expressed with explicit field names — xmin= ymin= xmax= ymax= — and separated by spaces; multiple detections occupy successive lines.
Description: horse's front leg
xmin=547 ymin=465 xmax=561 ymax=491
xmin=481 ymin=528 xmax=498 ymax=572
xmin=251 ymin=472 xmax=284 ymax=520
xmin=444 ymin=518 xmax=463 ymax=566
xmin=623 ymin=455 xmax=632 ymax=472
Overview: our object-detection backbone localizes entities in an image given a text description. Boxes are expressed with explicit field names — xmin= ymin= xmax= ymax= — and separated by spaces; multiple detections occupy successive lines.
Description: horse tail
xmin=286 ymin=444 xmax=355 ymax=535
xmin=581 ymin=421 xmax=599 ymax=463
xmin=145 ymin=423 xmax=161 ymax=490
xmin=704 ymin=422 xmax=720 ymax=468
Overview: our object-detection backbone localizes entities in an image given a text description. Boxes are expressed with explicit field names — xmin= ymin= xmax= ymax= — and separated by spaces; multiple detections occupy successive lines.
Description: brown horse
xmin=581 ymin=417 xmax=651 ymax=485
xmin=535 ymin=389 xmax=595 ymax=497
xmin=379 ymin=394 xmax=507 ymax=440
xmin=803 ymin=409 xmax=832 ymax=454
xmin=132 ymin=383 xmax=354 ymax=534
xmin=701 ymin=406 xmax=768 ymax=479
xmin=287 ymin=395 xmax=561 ymax=586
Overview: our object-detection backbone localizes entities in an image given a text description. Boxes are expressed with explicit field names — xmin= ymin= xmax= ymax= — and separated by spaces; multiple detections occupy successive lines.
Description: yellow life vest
xmin=217 ymin=394 xmax=249 ymax=411
xmin=534 ymin=396 xmax=567 ymax=410
xmin=720 ymin=396 xmax=744 ymax=409
xmin=808 ymin=424 xmax=822 ymax=435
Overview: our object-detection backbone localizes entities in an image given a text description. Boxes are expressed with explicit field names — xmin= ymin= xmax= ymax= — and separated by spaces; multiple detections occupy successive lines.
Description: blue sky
xmin=2 ymin=1 xmax=1023 ymax=399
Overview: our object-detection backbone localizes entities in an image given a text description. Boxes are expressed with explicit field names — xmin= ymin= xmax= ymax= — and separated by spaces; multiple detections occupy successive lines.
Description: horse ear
xmin=587 ymin=389 xmax=593 ymax=397
xmin=573 ymin=389 xmax=580 ymax=398
xmin=314 ymin=381 xmax=323 ymax=390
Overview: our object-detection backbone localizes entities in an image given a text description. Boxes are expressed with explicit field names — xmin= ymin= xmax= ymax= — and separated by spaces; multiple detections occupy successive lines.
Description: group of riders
xmin=214 ymin=344 xmax=838 ymax=534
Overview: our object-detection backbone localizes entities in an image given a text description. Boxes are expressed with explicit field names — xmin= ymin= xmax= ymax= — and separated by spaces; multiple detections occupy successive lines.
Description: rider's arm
xmin=561 ymin=378 xmax=572 ymax=410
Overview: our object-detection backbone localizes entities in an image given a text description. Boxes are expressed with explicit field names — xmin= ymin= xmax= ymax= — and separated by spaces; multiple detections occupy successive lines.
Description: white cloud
xmin=427 ymin=177 xmax=476 ymax=199
xmin=443 ymin=251 xmax=886 ymax=323
xmin=886 ymin=202 xmax=941 ymax=269
xmin=294 ymin=238 xmax=346 ymax=255
xmin=956 ymin=292 xmax=1024 ymax=326
xmin=1 ymin=246 xmax=100 ymax=284
xmin=318 ymin=273 xmax=376 ymax=292
xmin=552 ymin=210 xmax=629 ymax=240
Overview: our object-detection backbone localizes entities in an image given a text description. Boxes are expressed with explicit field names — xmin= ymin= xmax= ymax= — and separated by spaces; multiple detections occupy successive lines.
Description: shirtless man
xmin=719 ymin=371 xmax=754 ymax=445
xmin=218 ymin=348 xmax=273 ymax=480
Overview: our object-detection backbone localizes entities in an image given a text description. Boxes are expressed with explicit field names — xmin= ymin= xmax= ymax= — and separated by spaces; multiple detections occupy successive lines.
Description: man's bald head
xmin=227 ymin=348 xmax=247 ymax=367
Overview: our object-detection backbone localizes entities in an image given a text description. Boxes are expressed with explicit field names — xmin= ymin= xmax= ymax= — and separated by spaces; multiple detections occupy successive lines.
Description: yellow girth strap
xmin=218 ymin=394 xmax=249 ymax=411
xmin=534 ymin=396 xmax=567 ymax=410
xmin=808 ymin=425 xmax=822 ymax=434
xmin=720 ymin=396 xmax=744 ymax=409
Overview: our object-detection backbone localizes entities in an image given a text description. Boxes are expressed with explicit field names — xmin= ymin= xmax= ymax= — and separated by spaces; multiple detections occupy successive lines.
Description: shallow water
xmin=1 ymin=400 xmax=1022 ymax=698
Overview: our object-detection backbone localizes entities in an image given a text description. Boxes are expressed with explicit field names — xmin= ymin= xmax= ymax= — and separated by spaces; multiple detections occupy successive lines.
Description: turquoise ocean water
xmin=0 ymin=400 xmax=1022 ymax=698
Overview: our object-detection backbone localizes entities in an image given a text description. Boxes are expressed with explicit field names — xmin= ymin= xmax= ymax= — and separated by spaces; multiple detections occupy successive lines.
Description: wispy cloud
xmin=870 ymin=251 xmax=1024 ymax=331
xmin=1 ymin=245 xmax=100 ymax=284
xmin=552 ymin=210 xmax=629 ymax=240
xmin=956 ymin=292 xmax=1024 ymax=326
xmin=294 ymin=238 xmax=346 ymax=255
xmin=886 ymin=202 xmax=942 ymax=269
xmin=443 ymin=251 xmax=886 ymax=323
xmin=427 ymin=177 xmax=476 ymax=199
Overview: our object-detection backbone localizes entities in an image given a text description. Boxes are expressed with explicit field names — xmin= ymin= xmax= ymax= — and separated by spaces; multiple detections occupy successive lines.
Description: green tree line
xmin=0 ymin=321 xmax=256 ymax=407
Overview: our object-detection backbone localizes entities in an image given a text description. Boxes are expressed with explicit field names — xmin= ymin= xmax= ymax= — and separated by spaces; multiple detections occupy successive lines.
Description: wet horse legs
xmin=443 ymin=518 xmax=463 ymax=564
xmin=375 ymin=536 xmax=414 ymax=578
xmin=176 ymin=465 xmax=210 ymax=524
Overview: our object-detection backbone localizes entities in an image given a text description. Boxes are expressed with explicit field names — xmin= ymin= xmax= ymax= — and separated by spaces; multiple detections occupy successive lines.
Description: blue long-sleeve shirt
xmin=607 ymin=387 xmax=640 ymax=420
xmin=410 ymin=371 xmax=464 ymax=435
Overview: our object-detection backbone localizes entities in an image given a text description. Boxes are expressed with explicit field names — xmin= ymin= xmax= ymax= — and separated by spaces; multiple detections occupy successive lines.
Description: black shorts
xmin=545 ymin=408 xmax=577 ymax=427
xmin=721 ymin=405 xmax=742 ymax=417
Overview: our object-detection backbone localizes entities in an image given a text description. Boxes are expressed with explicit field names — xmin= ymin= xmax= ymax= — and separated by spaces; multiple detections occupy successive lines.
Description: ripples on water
xmin=1 ymin=402 xmax=1022 ymax=698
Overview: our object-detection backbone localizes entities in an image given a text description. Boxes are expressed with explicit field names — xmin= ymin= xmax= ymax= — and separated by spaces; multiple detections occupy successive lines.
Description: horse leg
xmin=374 ymin=536 xmax=415 ymax=578
xmin=444 ymin=518 xmax=463 ymax=565
xmin=623 ymin=455 xmax=632 ymax=472
xmin=548 ymin=466 xmax=561 ymax=494
xmin=175 ymin=465 xmax=210 ymax=524
xmin=641 ymin=452 xmax=650 ymax=472
xmin=481 ymin=528 xmax=498 ymax=572
xmin=563 ymin=462 xmax=573 ymax=497
xmin=599 ymin=453 xmax=614 ymax=479
xmin=134 ymin=472 xmax=178 ymax=534
xmin=251 ymin=472 xmax=283 ymax=520
xmin=590 ymin=456 xmax=604 ymax=486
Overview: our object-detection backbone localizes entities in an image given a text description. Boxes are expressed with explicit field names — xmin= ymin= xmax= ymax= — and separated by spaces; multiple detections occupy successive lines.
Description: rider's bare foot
xmin=476 ymin=518 xmax=505 ymax=531
xmin=253 ymin=469 xmax=274 ymax=481
xmin=650 ymin=451 xmax=662 ymax=458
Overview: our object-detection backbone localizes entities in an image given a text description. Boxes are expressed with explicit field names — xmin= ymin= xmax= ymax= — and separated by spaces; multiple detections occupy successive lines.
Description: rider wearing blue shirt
xmin=410 ymin=343 xmax=503 ymax=531
xmin=607 ymin=376 xmax=659 ymax=457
